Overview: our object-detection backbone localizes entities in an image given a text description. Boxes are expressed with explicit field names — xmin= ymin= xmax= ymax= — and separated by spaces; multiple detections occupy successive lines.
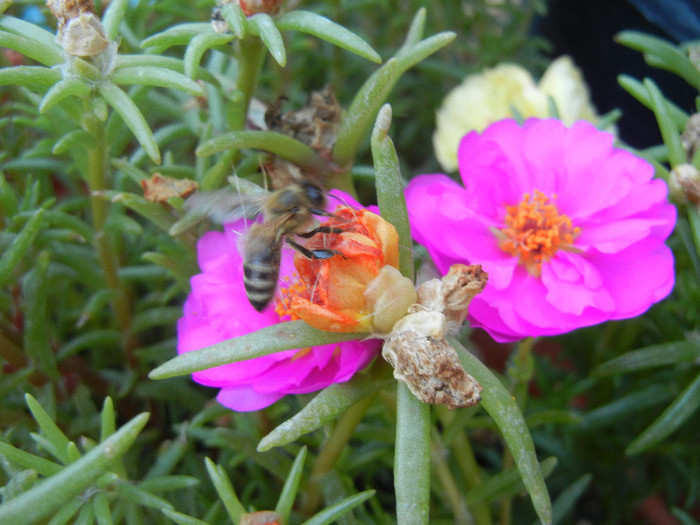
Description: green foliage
xmin=1 ymin=0 xmax=698 ymax=524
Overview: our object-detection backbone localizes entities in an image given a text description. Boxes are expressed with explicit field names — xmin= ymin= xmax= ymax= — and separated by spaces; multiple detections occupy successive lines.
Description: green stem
xmin=84 ymin=113 xmax=133 ymax=363
xmin=437 ymin=408 xmax=493 ymax=525
xmin=235 ymin=37 xmax=266 ymax=129
xmin=432 ymin=429 xmax=473 ymax=525
xmin=500 ymin=337 xmax=536 ymax=525
xmin=302 ymin=394 xmax=375 ymax=514
xmin=395 ymin=383 xmax=430 ymax=524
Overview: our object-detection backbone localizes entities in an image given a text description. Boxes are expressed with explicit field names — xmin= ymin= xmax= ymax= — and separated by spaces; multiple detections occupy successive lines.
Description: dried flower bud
xmin=217 ymin=0 xmax=286 ymax=17
xmin=416 ymin=264 xmax=488 ymax=329
xmin=239 ymin=510 xmax=283 ymax=525
xmin=669 ymin=163 xmax=700 ymax=209
xmin=364 ymin=265 xmax=417 ymax=334
xmin=265 ymin=85 xmax=341 ymax=161
xmin=380 ymin=264 xmax=488 ymax=410
xmin=47 ymin=0 xmax=110 ymax=58
xmin=382 ymin=307 xmax=481 ymax=410
xmin=141 ymin=174 xmax=199 ymax=204
xmin=682 ymin=113 xmax=700 ymax=161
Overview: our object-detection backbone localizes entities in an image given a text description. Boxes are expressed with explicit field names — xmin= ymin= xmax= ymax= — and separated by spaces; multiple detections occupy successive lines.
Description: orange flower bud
xmin=286 ymin=207 xmax=414 ymax=333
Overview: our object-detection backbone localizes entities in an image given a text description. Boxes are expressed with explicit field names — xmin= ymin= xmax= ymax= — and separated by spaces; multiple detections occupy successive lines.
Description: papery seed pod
xmin=382 ymin=308 xmax=482 ymax=410
xmin=141 ymin=174 xmax=199 ymax=204
xmin=60 ymin=12 xmax=109 ymax=57
xmin=669 ymin=163 xmax=700 ymax=208
xmin=239 ymin=510 xmax=283 ymax=525
xmin=682 ymin=113 xmax=700 ymax=161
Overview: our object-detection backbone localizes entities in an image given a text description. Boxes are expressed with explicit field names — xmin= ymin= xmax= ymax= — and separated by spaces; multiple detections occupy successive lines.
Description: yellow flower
xmin=433 ymin=57 xmax=602 ymax=172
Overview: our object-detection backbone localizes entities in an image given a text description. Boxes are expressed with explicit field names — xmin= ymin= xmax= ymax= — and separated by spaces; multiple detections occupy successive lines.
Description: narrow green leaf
xmin=0 ymin=442 xmax=62 ymax=477
xmin=258 ymin=376 xmax=384 ymax=451
xmin=580 ymin=383 xmax=673 ymax=429
xmin=220 ymin=2 xmax=247 ymax=39
xmin=98 ymin=82 xmax=161 ymax=164
xmin=465 ymin=456 xmax=557 ymax=506
xmin=671 ymin=507 xmax=700 ymax=525
xmin=184 ymin=32 xmax=235 ymax=78
xmin=109 ymin=67 xmax=205 ymax=96
xmin=24 ymin=394 xmax=71 ymax=464
xmin=617 ymin=31 xmax=700 ymax=89
xmin=301 ymin=490 xmax=375 ymax=525
xmin=248 ymin=13 xmax=285 ymax=67
xmin=161 ymin=508 xmax=211 ymax=525
xmin=0 ymin=66 xmax=61 ymax=92
xmin=334 ymin=25 xmax=454 ymax=166
xmin=395 ymin=383 xmax=430 ymax=525
xmin=0 ymin=208 xmax=45 ymax=287
xmin=275 ymin=10 xmax=380 ymax=64
xmin=101 ymin=0 xmax=129 ymax=41
xmin=138 ymin=475 xmax=199 ymax=492
xmin=149 ymin=320 xmax=366 ymax=379
xmin=0 ymin=29 xmax=62 ymax=66
xmin=644 ymin=78 xmax=686 ymax=167
xmin=45 ymin=498 xmax=82 ymax=525
xmin=140 ymin=23 xmax=214 ymax=52
xmin=116 ymin=483 xmax=174 ymax=511
xmin=593 ymin=340 xmax=700 ymax=376
xmin=0 ymin=15 xmax=58 ymax=51
xmin=196 ymin=130 xmax=327 ymax=174
xmin=92 ymin=492 xmax=113 ymax=525
xmin=626 ymin=371 xmax=700 ymax=455
xmin=0 ymin=413 xmax=149 ymax=525
xmin=204 ymin=458 xmax=245 ymax=523
xmin=94 ymin=190 xmax=174 ymax=231
xmin=52 ymin=129 xmax=98 ymax=154
xmin=372 ymin=104 xmax=413 ymax=279
xmin=23 ymin=251 xmax=57 ymax=376
xmin=101 ymin=397 xmax=117 ymax=442
xmin=549 ymin=473 xmax=592 ymax=525
xmin=3 ymin=470 xmax=39 ymax=503
xmin=451 ymin=337 xmax=552 ymax=525
xmin=401 ymin=7 xmax=426 ymax=48
xmin=116 ymin=55 xmax=220 ymax=86
xmin=621 ymin=73 xmax=687 ymax=123
xmin=688 ymin=207 xmax=700 ymax=267
xmin=39 ymin=79 xmax=92 ymax=113
xmin=275 ymin=447 xmax=307 ymax=521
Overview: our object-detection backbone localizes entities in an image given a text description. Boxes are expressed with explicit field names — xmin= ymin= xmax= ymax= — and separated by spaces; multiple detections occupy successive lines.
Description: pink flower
xmin=177 ymin=191 xmax=381 ymax=411
xmin=406 ymin=118 xmax=676 ymax=342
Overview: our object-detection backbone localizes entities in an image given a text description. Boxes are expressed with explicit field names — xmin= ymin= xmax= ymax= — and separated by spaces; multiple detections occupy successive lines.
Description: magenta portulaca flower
xmin=406 ymin=118 xmax=676 ymax=342
xmin=177 ymin=191 xmax=380 ymax=411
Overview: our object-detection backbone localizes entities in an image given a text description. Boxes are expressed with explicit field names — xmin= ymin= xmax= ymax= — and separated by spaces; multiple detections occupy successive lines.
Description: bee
xmin=179 ymin=178 xmax=345 ymax=311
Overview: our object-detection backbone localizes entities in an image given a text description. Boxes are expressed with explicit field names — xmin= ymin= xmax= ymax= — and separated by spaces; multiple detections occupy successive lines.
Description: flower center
xmin=275 ymin=277 xmax=307 ymax=320
xmin=495 ymin=190 xmax=580 ymax=276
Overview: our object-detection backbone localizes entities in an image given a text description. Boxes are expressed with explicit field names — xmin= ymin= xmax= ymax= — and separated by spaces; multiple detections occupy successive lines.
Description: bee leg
xmin=296 ymin=225 xmax=344 ymax=238
xmin=286 ymin=238 xmax=347 ymax=260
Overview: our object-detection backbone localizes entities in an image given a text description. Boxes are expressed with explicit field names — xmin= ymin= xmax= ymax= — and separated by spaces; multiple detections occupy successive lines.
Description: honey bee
xmin=180 ymin=178 xmax=345 ymax=311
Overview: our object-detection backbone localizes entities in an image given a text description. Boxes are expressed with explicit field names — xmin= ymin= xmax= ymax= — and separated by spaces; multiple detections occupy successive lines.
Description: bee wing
xmin=169 ymin=179 xmax=267 ymax=235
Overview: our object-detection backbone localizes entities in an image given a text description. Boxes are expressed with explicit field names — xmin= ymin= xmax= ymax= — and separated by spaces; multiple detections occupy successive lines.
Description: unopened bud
xmin=364 ymin=265 xmax=417 ymax=334
xmin=669 ymin=163 xmax=700 ymax=209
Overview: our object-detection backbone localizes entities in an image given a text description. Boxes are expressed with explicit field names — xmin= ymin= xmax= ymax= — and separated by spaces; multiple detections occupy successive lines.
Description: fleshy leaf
xmin=196 ymin=130 xmax=327 ymax=174
xmin=593 ymin=340 xmax=700 ymax=376
xmin=301 ymin=490 xmax=375 ymax=525
xmin=110 ymin=66 xmax=205 ymax=96
xmin=39 ymin=78 xmax=92 ymax=113
xmin=248 ymin=13 xmax=285 ymax=67
xmin=204 ymin=458 xmax=246 ymax=523
xmin=626 ymin=371 xmax=700 ymax=455
xmin=451 ymin=337 xmax=552 ymax=525
xmin=0 ymin=412 xmax=149 ymax=525
xmin=149 ymin=321 xmax=366 ymax=379
xmin=140 ymin=23 xmax=214 ymax=52
xmin=644 ymin=77 xmax=686 ymax=167
xmin=0 ymin=28 xmax=62 ymax=66
xmin=0 ymin=208 xmax=45 ymax=288
xmin=257 ymin=376 xmax=383 ymax=451
xmin=0 ymin=66 xmax=61 ymax=92
xmin=275 ymin=10 xmax=381 ymax=64
xmin=98 ymin=81 xmax=161 ymax=164
xmin=275 ymin=447 xmax=307 ymax=521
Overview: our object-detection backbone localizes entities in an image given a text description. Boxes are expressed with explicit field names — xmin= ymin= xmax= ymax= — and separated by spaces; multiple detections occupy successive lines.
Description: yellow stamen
xmin=275 ymin=277 xmax=307 ymax=320
xmin=496 ymin=190 xmax=580 ymax=276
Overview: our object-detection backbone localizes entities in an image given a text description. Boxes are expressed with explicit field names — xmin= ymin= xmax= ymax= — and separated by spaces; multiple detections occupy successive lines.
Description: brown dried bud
xmin=682 ymin=113 xmax=700 ymax=161
xmin=416 ymin=264 xmax=488 ymax=329
xmin=141 ymin=174 xmax=198 ymax=204
xmin=669 ymin=163 xmax=700 ymax=209
xmin=217 ymin=0 xmax=286 ymax=17
xmin=382 ymin=309 xmax=481 ymax=410
xmin=239 ymin=510 xmax=283 ymax=525
xmin=265 ymin=85 xmax=341 ymax=161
